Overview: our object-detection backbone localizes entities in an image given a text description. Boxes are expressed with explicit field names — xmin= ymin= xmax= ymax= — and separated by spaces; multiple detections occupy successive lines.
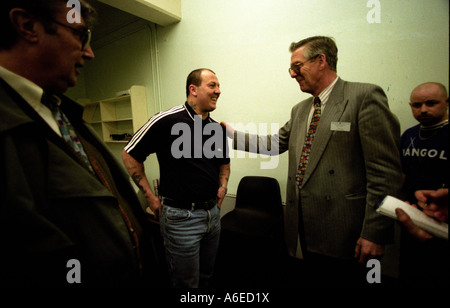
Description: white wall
xmin=64 ymin=0 xmax=448 ymax=279
xmin=67 ymin=0 xmax=449 ymax=200
xmin=67 ymin=20 xmax=160 ymax=170
xmin=155 ymin=0 xmax=449 ymax=199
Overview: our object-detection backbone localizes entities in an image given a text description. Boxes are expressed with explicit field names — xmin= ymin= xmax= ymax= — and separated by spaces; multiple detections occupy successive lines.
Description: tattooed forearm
xmin=219 ymin=164 xmax=231 ymax=184
xmin=219 ymin=174 xmax=229 ymax=183
xmin=131 ymin=172 xmax=146 ymax=193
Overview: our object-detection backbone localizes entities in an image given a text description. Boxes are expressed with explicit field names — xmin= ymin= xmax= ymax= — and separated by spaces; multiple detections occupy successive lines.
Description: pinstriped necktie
xmin=296 ymin=97 xmax=321 ymax=187
xmin=41 ymin=93 xmax=94 ymax=174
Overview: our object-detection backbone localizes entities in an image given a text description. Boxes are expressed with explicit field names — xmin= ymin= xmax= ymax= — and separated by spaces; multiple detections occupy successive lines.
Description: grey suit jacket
xmin=235 ymin=78 xmax=402 ymax=259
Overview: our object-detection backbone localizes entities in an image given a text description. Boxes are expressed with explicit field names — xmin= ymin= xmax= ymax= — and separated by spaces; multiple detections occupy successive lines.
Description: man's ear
xmin=9 ymin=8 xmax=40 ymax=44
xmin=317 ymin=53 xmax=327 ymax=71
xmin=189 ymin=84 xmax=198 ymax=97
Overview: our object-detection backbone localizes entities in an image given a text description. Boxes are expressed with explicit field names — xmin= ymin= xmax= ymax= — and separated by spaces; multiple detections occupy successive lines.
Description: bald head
xmin=411 ymin=82 xmax=447 ymax=100
xmin=409 ymin=82 xmax=449 ymax=126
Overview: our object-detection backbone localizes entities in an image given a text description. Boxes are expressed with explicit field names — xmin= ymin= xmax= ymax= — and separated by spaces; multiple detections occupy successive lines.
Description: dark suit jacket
xmin=235 ymin=78 xmax=402 ymax=259
xmin=0 ymin=79 xmax=152 ymax=287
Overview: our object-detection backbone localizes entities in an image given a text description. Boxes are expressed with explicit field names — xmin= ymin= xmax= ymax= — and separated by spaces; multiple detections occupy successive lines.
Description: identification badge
xmin=330 ymin=122 xmax=351 ymax=132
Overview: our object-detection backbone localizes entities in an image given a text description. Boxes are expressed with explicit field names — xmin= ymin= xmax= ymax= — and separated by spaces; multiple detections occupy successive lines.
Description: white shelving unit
xmin=82 ymin=85 xmax=148 ymax=144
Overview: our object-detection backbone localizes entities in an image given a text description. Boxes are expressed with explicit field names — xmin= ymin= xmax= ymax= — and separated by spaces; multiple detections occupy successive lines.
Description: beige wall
xmin=155 ymin=0 xmax=449 ymax=198
xmin=68 ymin=0 xmax=449 ymax=199
xmin=66 ymin=0 xmax=449 ymax=279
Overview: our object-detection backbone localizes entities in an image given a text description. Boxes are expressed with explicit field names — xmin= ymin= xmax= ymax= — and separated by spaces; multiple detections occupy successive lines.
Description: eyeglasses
xmin=51 ymin=19 xmax=92 ymax=51
xmin=288 ymin=54 xmax=320 ymax=75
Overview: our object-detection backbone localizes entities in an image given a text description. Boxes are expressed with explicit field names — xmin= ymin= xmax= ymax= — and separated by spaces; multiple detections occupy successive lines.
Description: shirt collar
xmin=0 ymin=66 xmax=46 ymax=111
xmin=184 ymin=101 xmax=211 ymax=122
xmin=317 ymin=76 xmax=339 ymax=105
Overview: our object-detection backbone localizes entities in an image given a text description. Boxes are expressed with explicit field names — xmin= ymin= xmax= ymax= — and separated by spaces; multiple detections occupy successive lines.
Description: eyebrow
xmin=410 ymin=100 xmax=440 ymax=106
xmin=411 ymin=100 xmax=439 ymax=103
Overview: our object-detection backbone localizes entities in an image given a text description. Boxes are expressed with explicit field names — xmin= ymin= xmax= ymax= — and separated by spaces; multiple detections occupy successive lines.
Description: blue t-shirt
xmin=400 ymin=121 xmax=448 ymax=203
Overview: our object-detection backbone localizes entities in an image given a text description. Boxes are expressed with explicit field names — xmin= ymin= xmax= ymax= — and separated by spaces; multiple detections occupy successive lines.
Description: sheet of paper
xmin=376 ymin=195 xmax=448 ymax=240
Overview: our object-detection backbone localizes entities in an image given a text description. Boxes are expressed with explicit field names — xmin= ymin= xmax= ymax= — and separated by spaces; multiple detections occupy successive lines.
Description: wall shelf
xmin=82 ymin=85 xmax=148 ymax=144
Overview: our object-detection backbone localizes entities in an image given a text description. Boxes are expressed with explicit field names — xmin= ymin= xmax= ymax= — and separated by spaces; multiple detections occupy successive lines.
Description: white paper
xmin=376 ymin=195 xmax=448 ymax=240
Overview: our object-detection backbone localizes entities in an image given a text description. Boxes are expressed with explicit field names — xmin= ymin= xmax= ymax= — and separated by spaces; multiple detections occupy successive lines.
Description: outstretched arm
xmin=220 ymin=121 xmax=287 ymax=155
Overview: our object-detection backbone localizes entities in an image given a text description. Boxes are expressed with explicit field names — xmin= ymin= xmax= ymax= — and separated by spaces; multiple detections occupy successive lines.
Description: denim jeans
xmin=159 ymin=202 xmax=221 ymax=288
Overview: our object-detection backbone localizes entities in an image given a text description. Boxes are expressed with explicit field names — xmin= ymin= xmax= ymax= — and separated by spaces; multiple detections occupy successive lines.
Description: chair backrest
xmin=235 ymin=176 xmax=282 ymax=214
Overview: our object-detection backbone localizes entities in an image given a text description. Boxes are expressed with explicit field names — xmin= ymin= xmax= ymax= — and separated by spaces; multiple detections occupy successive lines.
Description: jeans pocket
xmin=164 ymin=206 xmax=191 ymax=223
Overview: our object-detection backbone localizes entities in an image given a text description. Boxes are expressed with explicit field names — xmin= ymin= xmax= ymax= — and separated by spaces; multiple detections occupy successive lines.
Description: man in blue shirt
xmin=399 ymin=82 xmax=448 ymax=287
xmin=401 ymin=82 xmax=448 ymax=202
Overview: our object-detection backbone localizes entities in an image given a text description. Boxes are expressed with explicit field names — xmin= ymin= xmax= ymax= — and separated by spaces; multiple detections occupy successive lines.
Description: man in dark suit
xmin=224 ymin=36 xmax=402 ymax=286
xmin=0 ymin=0 xmax=155 ymax=287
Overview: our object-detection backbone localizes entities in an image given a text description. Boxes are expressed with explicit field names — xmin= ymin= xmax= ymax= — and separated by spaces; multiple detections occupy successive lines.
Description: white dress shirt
xmin=0 ymin=66 xmax=61 ymax=136
xmin=306 ymin=76 xmax=339 ymax=128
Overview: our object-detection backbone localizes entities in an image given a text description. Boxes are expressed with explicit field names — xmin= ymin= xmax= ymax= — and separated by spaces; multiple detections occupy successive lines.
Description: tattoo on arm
xmin=219 ymin=175 xmax=229 ymax=183
xmin=219 ymin=166 xmax=230 ymax=184
xmin=131 ymin=172 xmax=146 ymax=193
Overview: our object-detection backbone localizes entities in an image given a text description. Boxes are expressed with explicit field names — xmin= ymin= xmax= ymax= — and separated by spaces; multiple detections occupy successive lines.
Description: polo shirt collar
xmin=184 ymin=101 xmax=211 ymax=122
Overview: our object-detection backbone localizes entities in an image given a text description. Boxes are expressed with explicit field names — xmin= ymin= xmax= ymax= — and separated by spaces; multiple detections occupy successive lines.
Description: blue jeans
xmin=159 ymin=202 xmax=221 ymax=288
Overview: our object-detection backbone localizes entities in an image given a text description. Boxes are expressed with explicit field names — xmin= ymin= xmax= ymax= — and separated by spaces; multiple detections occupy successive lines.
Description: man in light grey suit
xmin=223 ymin=36 xmax=402 ymax=286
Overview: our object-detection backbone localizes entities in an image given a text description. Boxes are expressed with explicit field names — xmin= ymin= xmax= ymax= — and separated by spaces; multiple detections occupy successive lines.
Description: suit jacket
xmin=0 ymin=79 xmax=153 ymax=287
xmin=235 ymin=78 xmax=402 ymax=259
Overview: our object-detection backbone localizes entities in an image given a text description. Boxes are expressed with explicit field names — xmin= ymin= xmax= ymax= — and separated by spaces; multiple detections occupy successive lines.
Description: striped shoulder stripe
xmin=124 ymin=105 xmax=185 ymax=152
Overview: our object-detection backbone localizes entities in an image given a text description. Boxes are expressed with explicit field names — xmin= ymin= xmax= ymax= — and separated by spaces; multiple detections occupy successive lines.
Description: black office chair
xmin=215 ymin=176 xmax=286 ymax=287
xmin=221 ymin=176 xmax=284 ymax=239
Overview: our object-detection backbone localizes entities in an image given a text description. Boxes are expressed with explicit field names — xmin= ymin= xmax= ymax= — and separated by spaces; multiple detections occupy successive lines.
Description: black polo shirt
xmin=125 ymin=102 xmax=230 ymax=202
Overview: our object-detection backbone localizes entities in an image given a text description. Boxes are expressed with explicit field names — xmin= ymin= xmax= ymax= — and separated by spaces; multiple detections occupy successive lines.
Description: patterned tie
xmin=42 ymin=93 xmax=94 ymax=174
xmin=296 ymin=97 xmax=321 ymax=187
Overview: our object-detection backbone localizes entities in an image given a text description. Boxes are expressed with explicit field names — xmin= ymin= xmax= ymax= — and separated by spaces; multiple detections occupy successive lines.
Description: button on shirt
xmin=0 ymin=66 xmax=61 ymax=137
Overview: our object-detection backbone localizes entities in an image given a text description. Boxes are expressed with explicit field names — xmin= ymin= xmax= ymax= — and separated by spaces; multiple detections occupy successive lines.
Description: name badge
xmin=331 ymin=122 xmax=351 ymax=132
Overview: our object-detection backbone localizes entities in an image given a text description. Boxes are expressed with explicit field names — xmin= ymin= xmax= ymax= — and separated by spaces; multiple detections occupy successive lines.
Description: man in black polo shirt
xmin=122 ymin=68 xmax=230 ymax=288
